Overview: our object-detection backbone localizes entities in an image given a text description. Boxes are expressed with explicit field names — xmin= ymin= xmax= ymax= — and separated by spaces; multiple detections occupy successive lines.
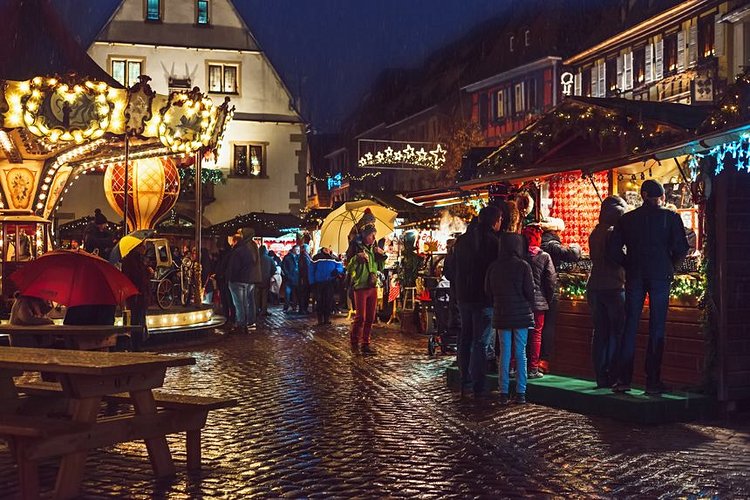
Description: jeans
xmin=228 ymin=282 xmax=250 ymax=327
xmin=615 ymin=278 xmax=670 ymax=387
xmin=588 ymin=288 xmax=625 ymax=387
xmin=247 ymin=284 xmax=256 ymax=325
xmin=528 ymin=311 xmax=545 ymax=371
xmin=351 ymin=287 xmax=377 ymax=345
xmin=540 ymin=296 xmax=559 ymax=359
xmin=284 ymin=282 xmax=297 ymax=310
xmin=498 ymin=328 xmax=529 ymax=394
xmin=457 ymin=303 xmax=494 ymax=394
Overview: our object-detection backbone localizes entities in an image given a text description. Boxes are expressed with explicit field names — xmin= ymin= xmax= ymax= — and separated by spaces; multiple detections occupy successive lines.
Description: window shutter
xmin=598 ymin=60 xmax=606 ymax=97
xmin=574 ymin=72 xmax=582 ymax=96
xmin=677 ymin=30 xmax=686 ymax=72
xmin=655 ymin=39 xmax=664 ymax=80
xmin=645 ymin=43 xmax=654 ymax=83
xmin=715 ymin=14 xmax=725 ymax=57
xmin=624 ymin=51 xmax=633 ymax=91
xmin=591 ymin=64 xmax=599 ymax=97
xmin=616 ymin=55 xmax=624 ymax=91
xmin=688 ymin=24 xmax=698 ymax=66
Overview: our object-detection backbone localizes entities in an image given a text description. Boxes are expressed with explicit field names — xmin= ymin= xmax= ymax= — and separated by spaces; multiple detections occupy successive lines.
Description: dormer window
xmin=196 ymin=0 xmax=210 ymax=26
xmin=145 ymin=0 xmax=162 ymax=22
xmin=509 ymin=35 xmax=515 ymax=52
xmin=525 ymin=30 xmax=531 ymax=47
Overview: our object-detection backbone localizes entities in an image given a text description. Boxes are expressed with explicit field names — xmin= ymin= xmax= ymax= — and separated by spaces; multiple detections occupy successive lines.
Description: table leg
xmin=130 ymin=390 xmax=175 ymax=477
xmin=186 ymin=430 xmax=201 ymax=471
xmin=53 ymin=396 xmax=101 ymax=500
xmin=16 ymin=441 xmax=39 ymax=500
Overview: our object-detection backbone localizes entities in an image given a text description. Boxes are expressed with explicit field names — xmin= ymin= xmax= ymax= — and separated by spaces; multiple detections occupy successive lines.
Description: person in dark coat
xmin=215 ymin=239 xmax=235 ymax=326
xmin=539 ymin=217 xmax=581 ymax=365
xmin=486 ymin=233 xmax=535 ymax=404
xmin=256 ymin=245 xmax=276 ymax=316
xmin=297 ymin=244 xmax=313 ymax=314
xmin=84 ymin=209 xmax=114 ymax=259
xmin=607 ymin=180 xmax=689 ymax=394
xmin=441 ymin=238 xmax=461 ymax=350
xmin=311 ymin=247 xmax=344 ymax=325
xmin=453 ymin=206 xmax=501 ymax=397
xmin=282 ymin=246 xmax=300 ymax=312
xmin=227 ymin=233 xmax=254 ymax=332
xmin=241 ymin=227 xmax=262 ymax=326
xmin=121 ymin=242 xmax=151 ymax=351
xmin=521 ymin=225 xmax=556 ymax=379
xmin=587 ymin=196 xmax=628 ymax=388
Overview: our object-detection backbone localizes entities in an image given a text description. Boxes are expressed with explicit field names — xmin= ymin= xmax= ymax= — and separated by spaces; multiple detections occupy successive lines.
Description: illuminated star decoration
xmin=358 ymin=143 xmax=446 ymax=170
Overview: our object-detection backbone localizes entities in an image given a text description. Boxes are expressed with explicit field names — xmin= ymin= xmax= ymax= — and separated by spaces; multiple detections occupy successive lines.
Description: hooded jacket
xmin=587 ymin=196 xmax=627 ymax=291
xmin=453 ymin=220 xmax=499 ymax=305
xmin=607 ymin=202 xmax=690 ymax=281
xmin=281 ymin=251 xmax=300 ymax=285
xmin=227 ymin=239 xmax=253 ymax=284
xmin=485 ymin=233 xmax=535 ymax=329
xmin=311 ymin=251 xmax=344 ymax=284
xmin=259 ymin=246 xmax=276 ymax=286
xmin=541 ymin=231 xmax=581 ymax=270
xmin=527 ymin=249 xmax=556 ymax=311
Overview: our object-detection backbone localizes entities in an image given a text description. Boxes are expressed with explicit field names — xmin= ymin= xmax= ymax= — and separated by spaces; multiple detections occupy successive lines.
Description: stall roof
xmin=459 ymin=96 xmax=709 ymax=189
xmin=207 ymin=212 xmax=304 ymax=238
xmin=0 ymin=0 xmax=121 ymax=86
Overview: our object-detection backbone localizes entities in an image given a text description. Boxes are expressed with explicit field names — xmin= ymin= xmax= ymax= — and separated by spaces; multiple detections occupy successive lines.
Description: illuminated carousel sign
xmin=357 ymin=139 xmax=446 ymax=170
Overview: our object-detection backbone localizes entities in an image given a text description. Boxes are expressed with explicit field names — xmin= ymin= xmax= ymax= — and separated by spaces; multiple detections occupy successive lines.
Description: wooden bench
xmin=0 ymin=415 xmax=91 ymax=500
xmin=1 ymin=325 xmax=144 ymax=351
xmin=14 ymin=381 xmax=237 ymax=471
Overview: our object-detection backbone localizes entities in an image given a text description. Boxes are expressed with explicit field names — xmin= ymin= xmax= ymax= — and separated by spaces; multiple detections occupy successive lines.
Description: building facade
xmin=58 ymin=0 xmax=306 ymax=227
xmin=564 ymin=0 xmax=750 ymax=105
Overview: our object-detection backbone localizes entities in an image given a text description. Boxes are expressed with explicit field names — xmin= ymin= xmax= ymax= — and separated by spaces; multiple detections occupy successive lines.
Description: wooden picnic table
xmin=0 ymin=324 xmax=142 ymax=351
xmin=0 ymin=346 xmax=196 ymax=500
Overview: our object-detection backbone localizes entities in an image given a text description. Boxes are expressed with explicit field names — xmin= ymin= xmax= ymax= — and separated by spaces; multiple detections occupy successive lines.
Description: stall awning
xmin=459 ymin=96 xmax=709 ymax=189
xmin=208 ymin=213 xmax=304 ymax=238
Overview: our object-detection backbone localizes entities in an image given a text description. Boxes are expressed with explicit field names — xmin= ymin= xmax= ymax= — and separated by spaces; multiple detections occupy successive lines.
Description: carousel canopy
xmin=0 ymin=0 xmax=119 ymax=85
xmin=459 ymin=96 xmax=710 ymax=189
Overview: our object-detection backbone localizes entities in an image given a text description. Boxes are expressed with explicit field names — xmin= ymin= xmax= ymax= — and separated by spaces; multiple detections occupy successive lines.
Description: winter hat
xmin=521 ymin=225 xmax=543 ymax=248
xmin=599 ymin=196 xmax=628 ymax=225
xmin=540 ymin=217 xmax=565 ymax=233
xmin=641 ymin=179 xmax=665 ymax=198
xmin=358 ymin=208 xmax=376 ymax=228
xmin=94 ymin=208 xmax=108 ymax=225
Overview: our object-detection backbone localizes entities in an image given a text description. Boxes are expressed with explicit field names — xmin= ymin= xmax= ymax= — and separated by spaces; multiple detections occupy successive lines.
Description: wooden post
xmin=123 ymin=136 xmax=130 ymax=233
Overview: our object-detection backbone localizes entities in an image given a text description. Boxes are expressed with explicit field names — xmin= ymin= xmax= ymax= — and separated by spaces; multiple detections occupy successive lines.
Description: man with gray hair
xmin=607 ymin=180 xmax=689 ymax=395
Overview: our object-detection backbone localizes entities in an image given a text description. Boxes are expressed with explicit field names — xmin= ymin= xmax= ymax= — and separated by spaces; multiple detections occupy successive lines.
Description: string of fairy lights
xmin=559 ymin=274 xmax=705 ymax=301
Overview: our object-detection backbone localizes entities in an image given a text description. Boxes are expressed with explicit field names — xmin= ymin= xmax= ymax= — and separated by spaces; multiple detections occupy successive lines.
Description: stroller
xmin=425 ymin=284 xmax=458 ymax=355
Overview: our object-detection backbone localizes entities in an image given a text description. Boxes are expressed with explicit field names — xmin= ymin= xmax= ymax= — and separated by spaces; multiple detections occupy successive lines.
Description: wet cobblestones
xmin=2 ymin=307 xmax=750 ymax=498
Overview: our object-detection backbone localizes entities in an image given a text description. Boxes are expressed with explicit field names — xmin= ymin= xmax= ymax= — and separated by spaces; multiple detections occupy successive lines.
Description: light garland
xmin=358 ymin=144 xmax=446 ymax=170
xmin=309 ymin=171 xmax=382 ymax=187
xmin=558 ymin=274 xmax=705 ymax=301
xmin=178 ymin=166 xmax=225 ymax=187
xmin=22 ymin=76 xmax=114 ymax=144
xmin=689 ymin=133 xmax=750 ymax=176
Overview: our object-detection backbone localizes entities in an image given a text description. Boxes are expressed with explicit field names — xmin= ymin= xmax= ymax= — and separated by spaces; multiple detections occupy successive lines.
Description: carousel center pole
xmin=123 ymin=136 xmax=130 ymax=233
xmin=194 ymin=149 xmax=203 ymax=304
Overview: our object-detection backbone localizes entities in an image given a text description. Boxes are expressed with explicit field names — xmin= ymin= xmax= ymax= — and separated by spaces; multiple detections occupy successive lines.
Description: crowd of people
xmin=452 ymin=179 xmax=689 ymax=404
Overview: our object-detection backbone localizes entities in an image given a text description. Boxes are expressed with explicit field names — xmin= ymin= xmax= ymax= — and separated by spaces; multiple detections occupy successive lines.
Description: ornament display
xmin=547 ymin=171 xmax=608 ymax=254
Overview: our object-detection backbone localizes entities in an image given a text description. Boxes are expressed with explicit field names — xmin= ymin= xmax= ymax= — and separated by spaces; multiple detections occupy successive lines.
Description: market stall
xmin=463 ymin=96 xmax=709 ymax=389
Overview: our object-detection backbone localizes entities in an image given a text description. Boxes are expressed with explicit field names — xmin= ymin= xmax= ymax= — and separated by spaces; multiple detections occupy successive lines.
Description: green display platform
xmin=446 ymin=367 xmax=712 ymax=425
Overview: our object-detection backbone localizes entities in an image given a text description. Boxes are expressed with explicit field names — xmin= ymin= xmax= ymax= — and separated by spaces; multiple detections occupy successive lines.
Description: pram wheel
xmin=427 ymin=336 xmax=438 ymax=356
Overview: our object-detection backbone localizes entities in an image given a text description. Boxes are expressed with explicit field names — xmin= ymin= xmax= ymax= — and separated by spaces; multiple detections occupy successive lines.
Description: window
xmin=698 ymin=14 xmax=715 ymax=58
xmin=495 ymin=89 xmax=508 ymax=120
xmin=606 ymin=57 xmax=618 ymax=93
xmin=145 ymin=0 xmax=161 ymax=21
xmin=478 ymin=93 xmax=489 ymax=128
xmin=514 ymin=83 xmax=525 ymax=114
xmin=207 ymin=63 xmax=238 ymax=94
xmin=111 ymin=58 xmax=143 ymax=87
xmin=664 ymin=33 xmax=678 ymax=73
xmin=526 ymin=79 xmax=536 ymax=111
xmin=633 ymin=47 xmax=646 ymax=84
xmin=582 ymin=67 xmax=592 ymax=97
xmin=232 ymin=143 xmax=266 ymax=177
xmin=525 ymin=30 xmax=531 ymax=47
xmin=196 ymin=0 xmax=209 ymax=25
xmin=509 ymin=35 xmax=515 ymax=53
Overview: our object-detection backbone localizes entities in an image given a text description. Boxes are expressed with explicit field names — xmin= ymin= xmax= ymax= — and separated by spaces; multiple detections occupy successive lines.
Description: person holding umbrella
xmin=346 ymin=211 xmax=387 ymax=355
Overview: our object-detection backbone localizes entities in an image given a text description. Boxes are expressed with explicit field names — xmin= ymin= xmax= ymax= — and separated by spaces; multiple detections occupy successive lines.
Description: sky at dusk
xmin=42 ymin=0 xmax=513 ymax=132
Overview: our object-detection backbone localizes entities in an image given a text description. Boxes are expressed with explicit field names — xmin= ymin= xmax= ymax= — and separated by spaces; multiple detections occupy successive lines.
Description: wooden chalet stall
xmin=461 ymin=96 xmax=711 ymax=391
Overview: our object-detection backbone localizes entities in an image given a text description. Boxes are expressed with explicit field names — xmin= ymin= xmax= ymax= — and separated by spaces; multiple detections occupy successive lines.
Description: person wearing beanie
xmin=453 ymin=205 xmax=501 ymax=397
xmin=84 ymin=208 xmax=114 ymax=259
xmin=346 ymin=222 xmax=387 ymax=355
xmin=521 ymin=225 xmax=556 ymax=379
xmin=607 ymin=180 xmax=689 ymax=395
xmin=586 ymin=196 xmax=628 ymax=388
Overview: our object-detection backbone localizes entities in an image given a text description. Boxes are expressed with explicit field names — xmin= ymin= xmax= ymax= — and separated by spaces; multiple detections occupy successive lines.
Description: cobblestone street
xmin=2 ymin=308 xmax=749 ymax=499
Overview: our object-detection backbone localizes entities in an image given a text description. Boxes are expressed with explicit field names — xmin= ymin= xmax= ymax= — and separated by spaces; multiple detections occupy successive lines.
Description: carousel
xmin=0 ymin=53 xmax=233 ymax=332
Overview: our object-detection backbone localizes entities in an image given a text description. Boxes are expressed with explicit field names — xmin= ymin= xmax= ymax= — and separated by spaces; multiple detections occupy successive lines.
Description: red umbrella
xmin=10 ymin=250 xmax=139 ymax=306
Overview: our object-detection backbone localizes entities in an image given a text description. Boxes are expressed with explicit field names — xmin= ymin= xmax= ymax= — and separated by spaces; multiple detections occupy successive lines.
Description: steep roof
xmin=0 ymin=0 xmax=120 ymax=84
xmin=95 ymin=0 xmax=260 ymax=51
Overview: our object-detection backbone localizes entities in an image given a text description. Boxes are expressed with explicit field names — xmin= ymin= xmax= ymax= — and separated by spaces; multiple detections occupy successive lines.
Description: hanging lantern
xmin=103 ymin=157 xmax=180 ymax=231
